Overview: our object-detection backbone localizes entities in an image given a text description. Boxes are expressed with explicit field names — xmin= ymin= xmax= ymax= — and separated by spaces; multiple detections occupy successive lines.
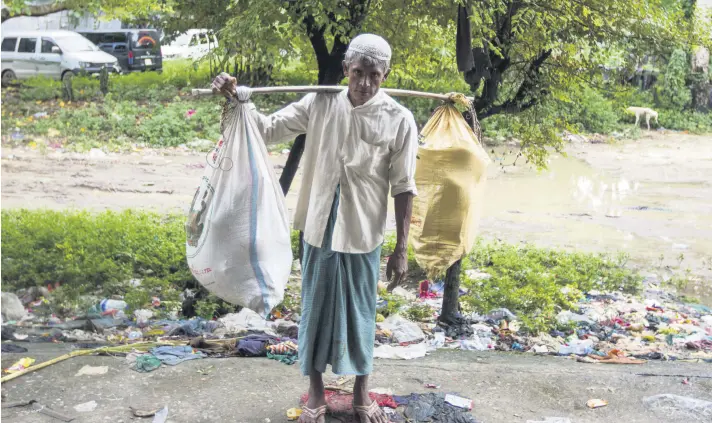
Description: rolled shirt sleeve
xmin=389 ymin=112 xmax=419 ymax=197
xmin=248 ymin=93 xmax=315 ymax=145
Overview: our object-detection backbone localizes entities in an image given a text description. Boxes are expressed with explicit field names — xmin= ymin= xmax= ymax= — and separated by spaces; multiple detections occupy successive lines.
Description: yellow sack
xmin=410 ymin=104 xmax=491 ymax=278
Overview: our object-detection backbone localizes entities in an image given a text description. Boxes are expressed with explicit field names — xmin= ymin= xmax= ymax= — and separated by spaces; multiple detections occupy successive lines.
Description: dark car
xmin=78 ymin=29 xmax=162 ymax=73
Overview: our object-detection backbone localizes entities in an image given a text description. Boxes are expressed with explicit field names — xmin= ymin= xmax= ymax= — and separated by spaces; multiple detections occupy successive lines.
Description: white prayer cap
xmin=347 ymin=34 xmax=392 ymax=62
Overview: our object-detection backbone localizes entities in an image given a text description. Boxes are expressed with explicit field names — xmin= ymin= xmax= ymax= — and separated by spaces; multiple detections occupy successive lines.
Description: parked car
xmin=162 ymin=29 xmax=218 ymax=61
xmin=1 ymin=30 xmax=121 ymax=86
xmin=79 ymin=29 xmax=163 ymax=73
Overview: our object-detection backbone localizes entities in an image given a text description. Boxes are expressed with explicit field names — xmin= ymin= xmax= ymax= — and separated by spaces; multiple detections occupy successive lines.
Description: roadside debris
xmin=5 ymin=357 xmax=35 ymax=373
xmin=586 ymin=398 xmax=608 ymax=409
xmin=74 ymin=400 xmax=98 ymax=412
xmin=75 ymin=365 xmax=108 ymax=376
xmin=644 ymin=394 xmax=712 ymax=421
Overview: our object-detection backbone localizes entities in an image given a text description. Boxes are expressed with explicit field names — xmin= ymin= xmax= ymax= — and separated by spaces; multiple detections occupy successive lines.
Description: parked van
xmin=1 ymin=30 xmax=120 ymax=85
xmin=162 ymin=29 xmax=218 ymax=61
xmin=79 ymin=29 xmax=163 ymax=73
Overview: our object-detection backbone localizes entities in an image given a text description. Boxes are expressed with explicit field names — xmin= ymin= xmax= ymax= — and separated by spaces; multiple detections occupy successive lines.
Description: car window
xmin=131 ymin=31 xmax=159 ymax=50
xmin=18 ymin=38 xmax=37 ymax=53
xmin=1 ymin=37 xmax=18 ymax=52
xmin=201 ymin=34 xmax=210 ymax=45
xmin=41 ymin=38 xmax=59 ymax=54
xmin=189 ymin=35 xmax=199 ymax=47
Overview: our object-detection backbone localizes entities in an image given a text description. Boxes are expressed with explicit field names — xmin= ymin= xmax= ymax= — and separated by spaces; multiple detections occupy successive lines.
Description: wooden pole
xmin=191 ymin=86 xmax=473 ymax=103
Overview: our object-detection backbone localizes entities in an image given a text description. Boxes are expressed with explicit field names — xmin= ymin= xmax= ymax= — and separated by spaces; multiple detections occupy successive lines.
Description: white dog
xmin=626 ymin=107 xmax=659 ymax=130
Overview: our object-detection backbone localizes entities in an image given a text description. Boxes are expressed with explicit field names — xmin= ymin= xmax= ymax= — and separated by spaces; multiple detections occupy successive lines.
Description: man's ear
xmin=342 ymin=61 xmax=349 ymax=76
xmin=383 ymin=68 xmax=391 ymax=81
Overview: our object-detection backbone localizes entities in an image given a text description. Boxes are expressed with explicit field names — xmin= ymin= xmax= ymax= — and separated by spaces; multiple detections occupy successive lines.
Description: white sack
xmin=186 ymin=89 xmax=291 ymax=317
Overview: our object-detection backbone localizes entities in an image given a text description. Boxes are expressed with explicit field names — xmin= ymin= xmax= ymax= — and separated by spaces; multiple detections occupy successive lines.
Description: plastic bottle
xmin=100 ymin=299 xmax=127 ymax=312
xmin=558 ymin=339 xmax=593 ymax=355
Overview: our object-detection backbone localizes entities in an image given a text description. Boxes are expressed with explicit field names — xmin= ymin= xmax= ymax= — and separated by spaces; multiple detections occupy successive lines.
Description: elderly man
xmin=212 ymin=34 xmax=417 ymax=423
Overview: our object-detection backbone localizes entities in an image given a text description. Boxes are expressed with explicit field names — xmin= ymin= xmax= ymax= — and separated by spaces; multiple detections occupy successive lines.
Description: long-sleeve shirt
xmin=238 ymin=89 xmax=418 ymax=254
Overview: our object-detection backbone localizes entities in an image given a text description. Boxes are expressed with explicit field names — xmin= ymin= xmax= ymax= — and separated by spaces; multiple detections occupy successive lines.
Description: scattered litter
xmin=75 ymin=365 xmax=108 ymax=376
xmin=286 ymin=408 xmax=302 ymax=421
xmin=1 ymin=344 xmax=28 ymax=353
xmin=586 ymin=398 xmax=608 ymax=409
xmin=5 ymin=357 xmax=35 ymax=373
xmin=134 ymin=354 xmax=162 ymax=373
xmin=644 ymin=394 xmax=712 ymax=421
xmin=444 ymin=394 xmax=473 ymax=410
xmin=131 ymin=406 xmax=162 ymax=418
xmin=74 ymin=400 xmax=97 ymax=412
xmin=88 ymin=148 xmax=107 ymax=159
xmin=425 ymin=383 xmax=441 ymax=389
xmin=152 ymin=406 xmax=168 ymax=423
xmin=373 ymin=343 xmax=427 ymax=360
xmin=151 ymin=346 xmax=205 ymax=366
xmin=380 ymin=315 xmax=425 ymax=344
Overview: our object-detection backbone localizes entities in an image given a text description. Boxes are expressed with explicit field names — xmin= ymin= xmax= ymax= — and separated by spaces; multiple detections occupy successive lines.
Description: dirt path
xmin=2 ymin=132 xmax=711 ymax=301
xmin=1 ymin=344 xmax=711 ymax=423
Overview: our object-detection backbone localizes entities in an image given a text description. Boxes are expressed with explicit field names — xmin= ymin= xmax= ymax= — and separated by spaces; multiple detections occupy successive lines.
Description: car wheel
xmin=61 ymin=71 xmax=74 ymax=83
xmin=1 ymin=70 xmax=17 ymax=87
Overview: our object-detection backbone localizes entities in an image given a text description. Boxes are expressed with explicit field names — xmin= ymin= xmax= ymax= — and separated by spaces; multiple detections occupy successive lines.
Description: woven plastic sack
xmin=185 ymin=88 xmax=291 ymax=317
xmin=409 ymin=104 xmax=491 ymax=278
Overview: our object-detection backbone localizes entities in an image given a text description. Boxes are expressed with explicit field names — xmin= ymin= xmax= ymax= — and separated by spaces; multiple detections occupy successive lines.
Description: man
xmin=212 ymin=34 xmax=417 ymax=423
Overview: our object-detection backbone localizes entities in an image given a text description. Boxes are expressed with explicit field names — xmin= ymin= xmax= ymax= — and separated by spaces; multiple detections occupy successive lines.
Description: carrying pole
xmin=191 ymin=86 xmax=473 ymax=104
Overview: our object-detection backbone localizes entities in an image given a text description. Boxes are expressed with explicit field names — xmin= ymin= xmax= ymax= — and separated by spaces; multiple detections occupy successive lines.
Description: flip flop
xmin=300 ymin=405 xmax=326 ymax=422
xmin=354 ymin=401 xmax=388 ymax=423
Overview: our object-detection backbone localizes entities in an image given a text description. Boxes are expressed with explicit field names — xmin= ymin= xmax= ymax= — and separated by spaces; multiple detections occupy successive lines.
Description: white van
xmin=162 ymin=29 xmax=218 ymax=61
xmin=1 ymin=30 xmax=121 ymax=85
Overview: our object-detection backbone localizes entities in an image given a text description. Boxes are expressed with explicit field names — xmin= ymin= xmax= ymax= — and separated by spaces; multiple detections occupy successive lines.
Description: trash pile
xmin=2 ymin=270 xmax=711 ymax=379
xmin=371 ymin=275 xmax=712 ymax=363
xmin=297 ymin=384 xmax=481 ymax=423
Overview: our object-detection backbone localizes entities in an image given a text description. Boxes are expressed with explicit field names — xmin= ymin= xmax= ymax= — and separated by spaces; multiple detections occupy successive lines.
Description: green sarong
xmin=298 ymin=187 xmax=382 ymax=376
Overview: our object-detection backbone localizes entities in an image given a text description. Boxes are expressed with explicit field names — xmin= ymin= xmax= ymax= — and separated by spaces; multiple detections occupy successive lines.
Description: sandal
xmin=300 ymin=405 xmax=327 ymax=422
xmin=354 ymin=400 xmax=387 ymax=422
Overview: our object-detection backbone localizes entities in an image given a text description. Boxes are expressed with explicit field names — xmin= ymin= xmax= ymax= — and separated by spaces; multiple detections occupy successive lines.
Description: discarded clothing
xmin=400 ymin=393 xmax=480 ymax=423
xmin=189 ymin=337 xmax=239 ymax=357
xmin=1 ymin=344 xmax=28 ymax=353
xmin=150 ymin=346 xmax=205 ymax=366
xmin=267 ymin=351 xmax=297 ymax=365
xmin=134 ymin=354 xmax=162 ymax=373
xmin=299 ymin=187 xmax=381 ymax=376
xmin=236 ymin=334 xmax=279 ymax=357
xmin=300 ymin=391 xmax=397 ymax=414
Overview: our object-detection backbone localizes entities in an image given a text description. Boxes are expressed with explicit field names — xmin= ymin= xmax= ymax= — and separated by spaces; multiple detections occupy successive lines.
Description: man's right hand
xmin=211 ymin=72 xmax=237 ymax=100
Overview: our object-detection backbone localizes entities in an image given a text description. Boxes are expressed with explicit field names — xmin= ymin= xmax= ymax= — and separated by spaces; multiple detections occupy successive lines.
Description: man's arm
xmin=387 ymin=192 xmax=414 ymax=290
xmin=213 ymin=72 xmax=311 ymax=144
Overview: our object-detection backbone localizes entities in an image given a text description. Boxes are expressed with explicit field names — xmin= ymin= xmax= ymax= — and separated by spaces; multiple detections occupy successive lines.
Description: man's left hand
xmin=386 ymin=250 xmax=408 ymax=291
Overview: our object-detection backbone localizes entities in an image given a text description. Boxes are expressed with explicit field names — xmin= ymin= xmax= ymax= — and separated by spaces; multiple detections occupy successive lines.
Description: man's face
xmin=343 ymin=59 xmax=390 ymax=106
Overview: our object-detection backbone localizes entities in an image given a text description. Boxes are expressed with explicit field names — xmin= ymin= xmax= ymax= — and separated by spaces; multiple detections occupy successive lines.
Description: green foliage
xmin=1 ymin=210 xmax=192 ymax=299
xmin=377 ymin=291 xmax=407 ymax=317
xmin=566 ymin=85 xmax=620 ymax=134
xmin=195 ymin=297 xmax=221 ymax=320
xmin=659 ymin=49 xmax=693 ymax=110
xmin=461 ymin=241 xmax=643 ymax=333
xmin=404 ymin=303 xmax=434 ymax=322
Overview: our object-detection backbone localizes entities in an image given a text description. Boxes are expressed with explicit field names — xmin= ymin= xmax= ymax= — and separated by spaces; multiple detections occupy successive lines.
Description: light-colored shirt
xmin=247 ymin=89 xmax=418 ymax=254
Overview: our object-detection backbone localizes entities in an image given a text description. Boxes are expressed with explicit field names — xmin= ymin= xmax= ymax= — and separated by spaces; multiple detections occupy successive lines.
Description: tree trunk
xmin=439 ymin=259 xmax=462 ymax=324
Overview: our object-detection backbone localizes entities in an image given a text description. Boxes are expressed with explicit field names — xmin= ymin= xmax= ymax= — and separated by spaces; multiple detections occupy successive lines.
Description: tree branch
xmin=1 ymin=2 xmax=70 ymax=23
xmin=480 ymin=49 xmax=552 ymax=117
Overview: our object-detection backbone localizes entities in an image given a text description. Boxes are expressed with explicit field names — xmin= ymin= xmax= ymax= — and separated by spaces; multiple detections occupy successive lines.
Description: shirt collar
xmin=342 ymin=89 xmax=385 ymax=110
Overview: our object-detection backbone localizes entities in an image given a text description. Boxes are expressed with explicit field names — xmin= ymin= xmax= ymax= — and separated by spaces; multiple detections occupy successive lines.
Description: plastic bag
xmin=186 ymin=89 xmax=291 ymax=317
xmin=410 ymin=104 xmax=491 ymax=278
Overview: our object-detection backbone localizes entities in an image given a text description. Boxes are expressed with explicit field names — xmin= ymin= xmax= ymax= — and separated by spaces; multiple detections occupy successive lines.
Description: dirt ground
xmin=2 ymin=131 xmax=711 ymax=301
xmin=1 ymin=343 xmax=711 ymax=423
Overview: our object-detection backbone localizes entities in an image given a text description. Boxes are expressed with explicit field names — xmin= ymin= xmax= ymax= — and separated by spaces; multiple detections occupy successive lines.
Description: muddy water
xmin=477 ymin=133 xmax=712 ymax=304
